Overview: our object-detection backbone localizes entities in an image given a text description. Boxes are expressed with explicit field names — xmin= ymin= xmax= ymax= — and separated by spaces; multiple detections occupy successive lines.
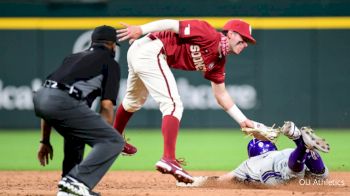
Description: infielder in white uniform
xmin=178 ymin=121 xmax=330 ymax=186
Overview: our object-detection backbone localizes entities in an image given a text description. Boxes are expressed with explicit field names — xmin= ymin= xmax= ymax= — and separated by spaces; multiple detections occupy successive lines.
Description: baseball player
xmin=33 ymin=25 xmax=124 ymax=196
xmin=113 ymin=19 xmax=257 ymax=183
xmin=178 ymin=121 xmax=330 ymax=186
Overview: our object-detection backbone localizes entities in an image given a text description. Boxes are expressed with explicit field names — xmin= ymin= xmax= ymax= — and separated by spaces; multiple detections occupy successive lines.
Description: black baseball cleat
xmin=57 ymin=176 xmax=100 ymax=196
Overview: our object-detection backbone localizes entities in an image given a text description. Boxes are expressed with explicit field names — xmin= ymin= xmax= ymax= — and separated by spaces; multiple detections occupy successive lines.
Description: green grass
xmin=0 ymin=129 xmax=349 ymax=171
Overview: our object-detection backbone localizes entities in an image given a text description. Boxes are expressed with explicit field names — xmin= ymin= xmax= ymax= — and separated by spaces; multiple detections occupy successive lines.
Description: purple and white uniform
xmin=222 ymin=149 xmax=328 ymax=185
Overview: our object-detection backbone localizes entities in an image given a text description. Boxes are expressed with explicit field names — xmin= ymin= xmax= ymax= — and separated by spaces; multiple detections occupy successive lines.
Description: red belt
xmin=148 ymin=34 xmax=157 ymax=40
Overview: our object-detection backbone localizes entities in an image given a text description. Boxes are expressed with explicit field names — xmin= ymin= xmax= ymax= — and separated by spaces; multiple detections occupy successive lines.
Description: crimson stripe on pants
xmin=157 ymin=50 xmax=176 ymax=116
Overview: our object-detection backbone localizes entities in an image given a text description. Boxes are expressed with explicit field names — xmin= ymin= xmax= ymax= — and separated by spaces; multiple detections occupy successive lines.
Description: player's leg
xmin=114 ymin=67 xmax=149 ymax=133
xmin=114 ymin=73 xmax=148 ymax=155
xmin=113 ymin=102 xmax=138 ymax=156
xmin=290 ymin=126 xmax=330 ymax=172
xmin=281 ymin=122 xmax=329 ymax=173
xmin=140 ymin=62 xmax=191 ymax=183
xmin=280 ymin=121 xmax=306 ymax=172
xmin=305 ymin=150 xmax=328 ymax=178
xmin=137 ymin=54 xmax=183 ymax=159
xmin=128 ymin=37 xmax=184 ymax=161
xmin=114 ymin=75 xmax=148 ymax=128
xmin=113 ymin=45 xmax=150 ymax=155
xmin=288 ymin=139 xmax=308 ymax=172
xmin=131 ymin=38 xmax=191 ymax=183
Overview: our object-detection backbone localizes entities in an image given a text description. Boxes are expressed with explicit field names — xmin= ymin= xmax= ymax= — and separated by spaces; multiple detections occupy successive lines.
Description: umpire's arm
xmin=38 ymin=119 xmax=53 ymax=166
xmin=100 ymin=57 xmax=121 ymax=125
xmin=100 ymin=100 xmax=114 ymax=125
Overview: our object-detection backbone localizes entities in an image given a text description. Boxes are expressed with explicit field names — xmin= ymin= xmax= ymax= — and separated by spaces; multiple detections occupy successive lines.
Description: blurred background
xmin=0 ymin=0 xmax=349 ymax=129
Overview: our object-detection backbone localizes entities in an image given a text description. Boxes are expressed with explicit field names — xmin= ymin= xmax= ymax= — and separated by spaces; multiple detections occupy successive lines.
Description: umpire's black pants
xmin=62 ymin=137 xmax=85 ymax=177
xmin=33 ymin=87 xmax=124 ymax=189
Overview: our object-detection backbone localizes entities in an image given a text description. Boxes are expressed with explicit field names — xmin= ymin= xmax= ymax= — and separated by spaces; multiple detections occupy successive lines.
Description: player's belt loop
xmin=148 ymin=34 xmax=157 ymax=40
xmin=43 ymin=80 xmax=83 ymax=100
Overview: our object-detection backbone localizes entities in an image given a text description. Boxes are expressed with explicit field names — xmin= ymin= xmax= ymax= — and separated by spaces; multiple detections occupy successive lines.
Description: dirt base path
xmin=0 ymin=171 xmax=349 ymax=196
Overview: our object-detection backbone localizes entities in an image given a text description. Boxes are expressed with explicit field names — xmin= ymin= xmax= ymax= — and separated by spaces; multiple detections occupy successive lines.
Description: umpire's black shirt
xmin=48 ymin=44 xmax=120 ymax=107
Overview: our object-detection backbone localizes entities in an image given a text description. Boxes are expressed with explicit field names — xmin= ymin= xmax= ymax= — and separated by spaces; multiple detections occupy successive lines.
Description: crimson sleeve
xmin=204 ymin=58 xmax=226 ymax=84
xmin=179 ymin=20 xmax=218 ymax=42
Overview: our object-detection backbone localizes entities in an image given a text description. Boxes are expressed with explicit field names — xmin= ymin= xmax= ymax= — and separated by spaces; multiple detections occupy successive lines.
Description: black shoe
xmin=57 ymin=176 xmax=100 ymax=196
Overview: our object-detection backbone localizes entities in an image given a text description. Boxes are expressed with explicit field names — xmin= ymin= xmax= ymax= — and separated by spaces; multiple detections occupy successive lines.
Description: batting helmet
xmin=223 ymin=19 xmax=256 ymax=44
xmin=247 ymin=139 xmax=277 ymax=158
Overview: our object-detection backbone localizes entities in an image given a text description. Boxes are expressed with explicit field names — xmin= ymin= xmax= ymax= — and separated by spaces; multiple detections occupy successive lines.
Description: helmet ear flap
xmin=247 ymin=139 xmax=277 ymax=158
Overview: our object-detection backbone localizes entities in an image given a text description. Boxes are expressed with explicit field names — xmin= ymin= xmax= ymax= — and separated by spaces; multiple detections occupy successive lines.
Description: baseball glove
xmin=241 ymin=121 xmax=281 ymax=143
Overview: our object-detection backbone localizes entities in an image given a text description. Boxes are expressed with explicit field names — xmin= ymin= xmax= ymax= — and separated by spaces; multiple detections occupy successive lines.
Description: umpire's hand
xmin=38 ymin=143 xmax=53 ymax=166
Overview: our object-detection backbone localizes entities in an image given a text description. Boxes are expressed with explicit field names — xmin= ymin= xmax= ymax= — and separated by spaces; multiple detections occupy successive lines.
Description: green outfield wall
xmin=0 ymin=0 xmax=350 ymax=17
xmin=0 ymin=1 xmax=349 ymax=129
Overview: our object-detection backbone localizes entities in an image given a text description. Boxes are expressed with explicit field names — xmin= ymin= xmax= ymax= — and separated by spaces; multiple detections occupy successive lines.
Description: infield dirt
xmin=0 ymin=171 xmax=349 ymax=196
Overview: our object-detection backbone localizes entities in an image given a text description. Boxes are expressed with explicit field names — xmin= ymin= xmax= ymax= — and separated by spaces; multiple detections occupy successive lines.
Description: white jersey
xmin=229 ymin=149 xmax=303 ymax=185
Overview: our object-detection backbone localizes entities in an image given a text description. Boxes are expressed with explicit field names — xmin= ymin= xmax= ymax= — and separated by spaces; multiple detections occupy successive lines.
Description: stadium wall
xmin=0 ymin=1 xmax=349 ymax=128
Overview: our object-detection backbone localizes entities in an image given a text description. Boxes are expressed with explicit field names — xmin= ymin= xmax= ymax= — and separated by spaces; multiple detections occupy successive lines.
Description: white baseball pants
xmin=122 ymin=36 xmax=184 ymax=120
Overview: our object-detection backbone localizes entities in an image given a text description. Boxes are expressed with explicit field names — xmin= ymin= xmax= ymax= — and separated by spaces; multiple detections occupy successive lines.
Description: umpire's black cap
xmin=91 ymin=25 xmax=118 ymax=44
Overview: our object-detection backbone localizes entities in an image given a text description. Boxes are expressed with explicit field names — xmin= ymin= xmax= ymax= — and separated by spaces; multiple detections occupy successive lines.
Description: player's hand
xmin=239 ymin=119 xmax=254 ymax=129
xmin=37 ymin=143 xmax=53 ymax=166
xmin=241 ymin=120 xmax=280 ymax=143
xmin=117 ymin=22 xmax=142 ymax=44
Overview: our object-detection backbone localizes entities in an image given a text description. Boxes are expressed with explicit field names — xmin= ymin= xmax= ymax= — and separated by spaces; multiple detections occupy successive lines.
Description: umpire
xmin=33 ymin=25 xmax=124 ymax=196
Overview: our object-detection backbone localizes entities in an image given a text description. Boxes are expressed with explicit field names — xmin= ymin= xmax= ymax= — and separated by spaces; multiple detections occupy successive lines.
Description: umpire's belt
xmin=43 ymin=80 xmax=83 ymax=100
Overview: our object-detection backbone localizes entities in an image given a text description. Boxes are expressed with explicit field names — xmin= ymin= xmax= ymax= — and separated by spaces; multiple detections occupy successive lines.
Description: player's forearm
xmin=218 ymin=97 xmax=247 ymax=124
xmin=211 ymin=82 xmax=234 ymax=110
xmin=99 ymin=100 xmax=114 ymax=125
xmin=40 ymin=119 xmax=52 ymax=143
xmin=211 ymin=82 xmax=248 ymax=124
xmin=140 ymin=19 xmax=179 ymax=34
xmin=214 ymin=90 xmax=234 ymax=110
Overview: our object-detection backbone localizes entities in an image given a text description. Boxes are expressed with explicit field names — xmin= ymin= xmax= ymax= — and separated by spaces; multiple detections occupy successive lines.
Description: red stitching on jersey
xmin=157 ymin=50 xmax=176 ymax=116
